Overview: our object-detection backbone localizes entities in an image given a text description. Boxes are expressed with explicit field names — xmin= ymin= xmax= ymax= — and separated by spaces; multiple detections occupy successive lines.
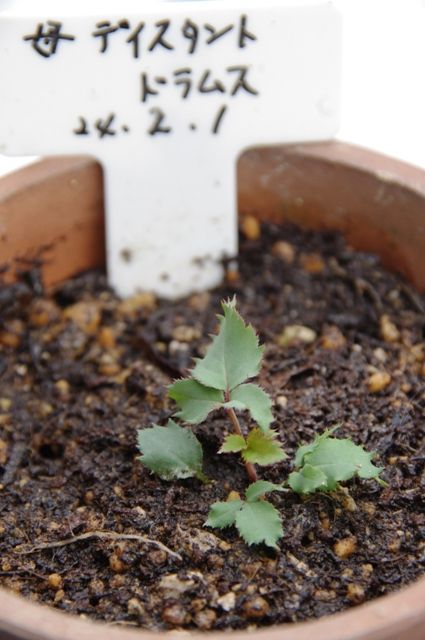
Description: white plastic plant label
xmin=0 ymin=0 xmax=341 ymax=298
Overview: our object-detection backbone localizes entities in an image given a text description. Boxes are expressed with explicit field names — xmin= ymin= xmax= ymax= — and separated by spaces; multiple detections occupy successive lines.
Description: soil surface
xmin=0 ymin=220 xmax=424 ymax=632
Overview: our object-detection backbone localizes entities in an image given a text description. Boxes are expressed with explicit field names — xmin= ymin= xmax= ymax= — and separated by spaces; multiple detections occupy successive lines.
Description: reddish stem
xmin=225 ymin=392 xmax=257 ymax=484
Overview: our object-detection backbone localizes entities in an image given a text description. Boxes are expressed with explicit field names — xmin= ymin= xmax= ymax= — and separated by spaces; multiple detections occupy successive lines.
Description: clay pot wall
xmin=0 ymin=142 xmax=424 ymax=640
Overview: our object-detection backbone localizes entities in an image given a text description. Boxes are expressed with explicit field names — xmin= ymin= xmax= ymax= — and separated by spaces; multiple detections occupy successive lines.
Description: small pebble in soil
xmin=194 ymin=608 xmax=217 ymax=630
xmin=148 ymin=549 xmax=168 ymax=566
xmin=334 ymin=537 xmax=357 ymax=559
xmin=380 ymin=314 xmax=400 ymax=343
xmin=241 ymin=215 xmax=261 ymax=241
xmin=367 ymin=371 xmax=392 ymax=393
xmin=161 ymin=603 xmax=189 ymax=626
xmin=109 ymin=554 xmax=126 ymax=573
xmin=276 ymin=324 xmax=317 ymax=347
xmin=217 ymin=592 xmax=236 ymax=612
xmin=320 ymin=325 xmax=347 ymax=350
xmin=47 ymin=574 xmax=63 ymax=590
xmin=242 ymin=596 xmax=270 ymax=619
xmin=346 ymin=584 xmax=365 ymax=603
xmin=300 ymin=252 xmax=326 ymax=274
xmin=272 ymin=240 xmax=296 ymax=264
xmin=127 ymin=598 xmax=145 ymax=617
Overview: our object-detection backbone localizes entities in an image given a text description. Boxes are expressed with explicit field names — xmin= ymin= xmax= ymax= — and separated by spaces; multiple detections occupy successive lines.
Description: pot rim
xmin=0 ymin=575 xmax=424 ymax=640
xmin=0 ymin=141 xmax=424 ymax=640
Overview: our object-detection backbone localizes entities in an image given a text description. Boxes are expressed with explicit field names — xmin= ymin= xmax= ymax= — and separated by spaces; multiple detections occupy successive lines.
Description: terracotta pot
xmin=0 ymin=142 xmax=424 ymax=640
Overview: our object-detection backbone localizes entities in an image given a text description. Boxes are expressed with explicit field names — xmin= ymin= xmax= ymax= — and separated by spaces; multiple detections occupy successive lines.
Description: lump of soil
xmin=0 ymin=221 xmax=423 ymax=632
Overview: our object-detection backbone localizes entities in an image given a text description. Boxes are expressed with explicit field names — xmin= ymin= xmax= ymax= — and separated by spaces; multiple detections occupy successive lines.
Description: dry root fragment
xmin=15 ymin=530 xmax=182 ymax=561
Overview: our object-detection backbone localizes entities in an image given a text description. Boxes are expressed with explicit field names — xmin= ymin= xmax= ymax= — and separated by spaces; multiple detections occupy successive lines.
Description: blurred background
xmin=1 ymin=0 xmax=424 ymax=177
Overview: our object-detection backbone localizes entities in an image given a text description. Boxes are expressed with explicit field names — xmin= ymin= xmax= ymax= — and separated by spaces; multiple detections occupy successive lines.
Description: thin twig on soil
xmin=14 ymin=531 xmax=182 ymax=561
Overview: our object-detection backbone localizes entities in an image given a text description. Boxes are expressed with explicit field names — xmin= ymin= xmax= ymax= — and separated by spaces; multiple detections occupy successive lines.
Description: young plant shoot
xmin=138 ymin=298 xmax=286 ymax=547
xmin=288 ymin=429 xmax=387 ymax=494
xmin=137 ymin=299 xmax=387 ymax=549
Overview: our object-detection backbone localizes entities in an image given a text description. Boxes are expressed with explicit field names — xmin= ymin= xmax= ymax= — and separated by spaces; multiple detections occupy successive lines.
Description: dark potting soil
xmin=0 ymin=221 xmax=424 ymax=632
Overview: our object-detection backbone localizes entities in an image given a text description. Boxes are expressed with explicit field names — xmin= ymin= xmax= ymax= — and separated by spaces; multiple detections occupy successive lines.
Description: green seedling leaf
xmin=242 ymin=428 xmax=287 ymax=466
xmin=205 ymin=499 xmax=244 ymax=529
xmin=287 ymin=464 xmax=328 ymax=494
xmin=137 ymin=420 xmax=205 ymax=481
xmin=293 ymin=427 xmax=337 ymax=467
xmin=245 ymin=480 xmax=285 ymax=502
xmin=235 ymin=500 xmax=283 ymax=548
xmin=192 ymin=299 xmax=263 ymax=392
xmin=229 ymin=383 xmax=274 ymax=431
xmin=289 ymin=431 xmax=385 ymax=494
xmin=169 ymin=379 xmax=224 ymax=424
xmin=219 ymin=429 xmax=285 ymax=466
xmin=220 ymin=434 xmax=247 ymax=453
xmin=206 ymin=483 xmax=284 ymax=548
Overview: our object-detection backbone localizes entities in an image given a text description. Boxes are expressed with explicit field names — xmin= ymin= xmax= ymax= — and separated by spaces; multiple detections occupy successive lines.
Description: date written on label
xmin=74 ymin=105 xmax=229 ymax=138
xmin=22 ymin=15 xmax=259 ymax=139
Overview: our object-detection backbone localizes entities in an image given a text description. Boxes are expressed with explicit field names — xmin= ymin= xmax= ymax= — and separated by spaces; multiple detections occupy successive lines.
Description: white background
xmin=1 ymin=0 xmax=424 ymax=177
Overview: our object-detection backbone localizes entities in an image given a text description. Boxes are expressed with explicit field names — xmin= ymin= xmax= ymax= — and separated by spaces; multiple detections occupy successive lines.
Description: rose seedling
xmin=138 ymin=298 xmax=286 ymax=547
xmin=137 ymin=299 xmax=387 ymax=549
